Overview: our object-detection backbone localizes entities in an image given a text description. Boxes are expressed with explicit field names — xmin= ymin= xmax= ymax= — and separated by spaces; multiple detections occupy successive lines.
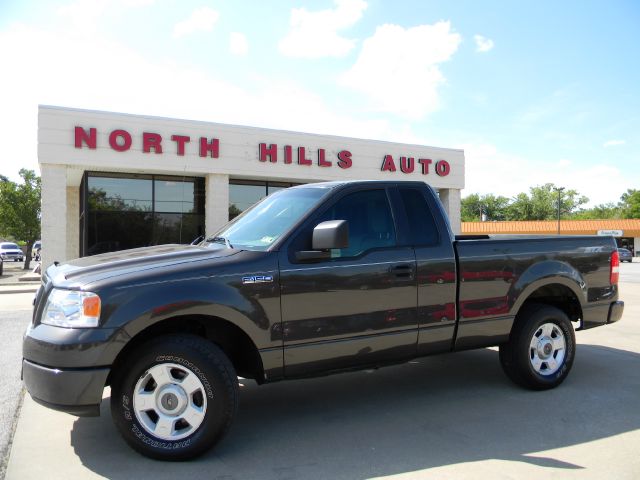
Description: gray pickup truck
xmin=23 ymin=180 xmax=624 ymax=460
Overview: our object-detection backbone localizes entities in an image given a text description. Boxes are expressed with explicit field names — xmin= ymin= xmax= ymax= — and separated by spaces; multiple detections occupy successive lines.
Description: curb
xmin=0 ymin=288 xmax=37 ymax=295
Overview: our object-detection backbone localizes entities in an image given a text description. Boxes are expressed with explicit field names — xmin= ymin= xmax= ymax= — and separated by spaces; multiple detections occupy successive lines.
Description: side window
xmin=319 ymin=189 xmax=396 ymax=258
xmin=399 ymin=188 xmax=439 ymax=246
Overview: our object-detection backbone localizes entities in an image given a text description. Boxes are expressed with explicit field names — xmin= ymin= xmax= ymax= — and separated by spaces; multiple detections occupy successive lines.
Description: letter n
xmin=75 ymin=127 xmax=96 ymax=149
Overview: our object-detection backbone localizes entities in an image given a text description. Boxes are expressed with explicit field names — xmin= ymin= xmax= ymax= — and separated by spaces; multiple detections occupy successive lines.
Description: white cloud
xmin=460 ymin=143 xmax=632 ymax=206
xmin=57 ymin=0 xmax=109 ymax=33
xmin=340 ymin=21 xmax=461 ymax=119
xmin=278 ymin=0 xmax=367 ymax=58
xmin=0 ymin=20 xmax=424 ymax=182
xmin=229 ymin=32 xmax=248 ymax=56
xmin=57 ymin=0 xmax=155 ymax=33
xmin=172 ymin=6 xmax=219 ymax=38
xmin=473 ymin=34 xmax=494 ymax=53
xmin=603 ymin=139 xmax=625 ymax=147
xmin=557 ymin=158 xmax=572 ymax=168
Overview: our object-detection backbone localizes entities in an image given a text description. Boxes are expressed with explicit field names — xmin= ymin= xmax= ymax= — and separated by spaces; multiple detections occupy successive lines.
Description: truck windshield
xmin=203 ymin=187 xmax=328 ymax=251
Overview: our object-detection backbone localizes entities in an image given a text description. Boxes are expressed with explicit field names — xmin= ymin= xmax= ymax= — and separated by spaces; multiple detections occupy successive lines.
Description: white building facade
xmin=38 ymin=106 xmax=465 ymax=267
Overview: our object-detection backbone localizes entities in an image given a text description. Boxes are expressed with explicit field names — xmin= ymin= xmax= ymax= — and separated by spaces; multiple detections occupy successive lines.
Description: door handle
xmin=389 ymin=264 xmax=414 ymax=279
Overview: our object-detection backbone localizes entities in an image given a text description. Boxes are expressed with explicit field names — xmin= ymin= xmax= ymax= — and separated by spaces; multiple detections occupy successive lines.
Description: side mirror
xmin=295 ymin=220 xmax=349 ymax=262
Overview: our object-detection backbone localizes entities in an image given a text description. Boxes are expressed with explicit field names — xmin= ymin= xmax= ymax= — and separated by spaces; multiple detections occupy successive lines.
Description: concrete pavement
xmin=0 ymin=307 xmax=32 ymax=480
xmin=4 ymin=263 xmax=640 ymax=479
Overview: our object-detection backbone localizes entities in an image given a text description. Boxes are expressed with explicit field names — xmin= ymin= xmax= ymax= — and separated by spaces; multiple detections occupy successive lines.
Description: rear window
xmin=1 ymin=243 xmax=19 ymax=250
xmin=399 ymin=188 xmax=439 ymax=246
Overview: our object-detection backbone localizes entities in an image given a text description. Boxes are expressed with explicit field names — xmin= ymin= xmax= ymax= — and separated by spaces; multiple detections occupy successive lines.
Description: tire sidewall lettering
xmin=155 ymin=355 xmax=214 ymax=399
xmin=131 ymin=424 xmax=192 ymax=450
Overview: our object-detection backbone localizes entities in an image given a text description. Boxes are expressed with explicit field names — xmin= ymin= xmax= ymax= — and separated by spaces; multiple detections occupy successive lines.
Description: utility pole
xmin=554 ymin=187 xmax=565 ymax=235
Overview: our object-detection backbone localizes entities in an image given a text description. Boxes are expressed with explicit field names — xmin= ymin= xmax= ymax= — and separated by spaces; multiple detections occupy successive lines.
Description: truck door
xmin=395 ymin=186 xmax=458 ymax=355
xmin=278 ymin=186 xmax=418 ymax=377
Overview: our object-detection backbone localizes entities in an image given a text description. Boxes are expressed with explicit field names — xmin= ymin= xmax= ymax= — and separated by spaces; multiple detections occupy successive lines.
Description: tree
xmin=572 ymin=202 xmax=621 ymax=220
xmin=619 ymin=189 xmax=640 ymax=219
xmin=0 ymin=169 xmax=41 ymax=270
xmin=506 ymin=184 xmax=588 ymax=221
xmin=461 ymin=193 xmax=510 ymax=222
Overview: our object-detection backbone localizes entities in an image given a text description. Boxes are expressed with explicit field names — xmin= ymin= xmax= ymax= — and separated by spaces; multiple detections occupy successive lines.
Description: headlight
xmin=41 ymin=288 xmax=101 ymax=328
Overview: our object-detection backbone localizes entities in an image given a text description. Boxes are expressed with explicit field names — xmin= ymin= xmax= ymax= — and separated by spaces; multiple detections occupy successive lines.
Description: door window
xmin=319 ymin=189 xmax=396 ymax=258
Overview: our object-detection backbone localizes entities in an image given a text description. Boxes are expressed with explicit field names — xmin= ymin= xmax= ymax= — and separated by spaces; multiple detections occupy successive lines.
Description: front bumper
xmin=1 ymin=254 xmax=23 ymax=260
xmin=22 ymin=359 xmax=109 ymax=417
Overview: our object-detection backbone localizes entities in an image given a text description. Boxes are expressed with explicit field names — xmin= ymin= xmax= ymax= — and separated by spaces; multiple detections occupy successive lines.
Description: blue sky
xmin=0 ymin=0 xmax=638 ymax=205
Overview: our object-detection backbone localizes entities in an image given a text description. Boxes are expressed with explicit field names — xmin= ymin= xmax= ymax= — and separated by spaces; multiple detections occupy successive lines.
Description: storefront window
xmin=229 ymin=180 xmax=301 ymax=220
xmin=82 ymin=173 xmax=205 ymax=256
xmin=88 ymin=176 xmax=152 ymax=211
xmin=155 ymin=177 xmax=197 ymax=213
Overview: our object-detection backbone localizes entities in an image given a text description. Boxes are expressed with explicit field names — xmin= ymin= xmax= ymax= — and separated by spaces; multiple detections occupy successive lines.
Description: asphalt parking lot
xmin=3 ymin=262 xmax=640 ymax=479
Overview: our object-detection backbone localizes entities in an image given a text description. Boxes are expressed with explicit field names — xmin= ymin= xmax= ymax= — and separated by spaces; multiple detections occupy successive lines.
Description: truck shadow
xmin=70 ymin=344 xmax=640 ymax=479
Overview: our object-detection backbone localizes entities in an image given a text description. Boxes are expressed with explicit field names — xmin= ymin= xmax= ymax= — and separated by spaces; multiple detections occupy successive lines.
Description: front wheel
xmin=110 ymin=334 xmax=238 ymax=460
xmin=499 ymin=304 xmax=575 ymax=390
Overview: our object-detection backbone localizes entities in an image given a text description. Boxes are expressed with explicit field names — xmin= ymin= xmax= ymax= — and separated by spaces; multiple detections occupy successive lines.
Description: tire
xmin=110 ymin=334 xmax=238 ymax=460
xmin=499 ymin=304 xmax=575 ymax=390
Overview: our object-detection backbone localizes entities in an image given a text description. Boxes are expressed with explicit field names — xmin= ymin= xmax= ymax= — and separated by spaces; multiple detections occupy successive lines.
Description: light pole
xmin=554 ymin=187 xmax=565 ymax=235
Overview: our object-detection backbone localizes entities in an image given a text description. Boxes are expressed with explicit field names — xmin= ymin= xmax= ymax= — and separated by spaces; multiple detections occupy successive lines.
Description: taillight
xmin=610 ymin=250 xmax=619 ymax=285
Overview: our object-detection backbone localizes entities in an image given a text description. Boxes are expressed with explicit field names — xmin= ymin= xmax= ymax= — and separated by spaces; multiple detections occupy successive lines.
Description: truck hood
xmin=46 ymin=244 xmax=238 ymax=287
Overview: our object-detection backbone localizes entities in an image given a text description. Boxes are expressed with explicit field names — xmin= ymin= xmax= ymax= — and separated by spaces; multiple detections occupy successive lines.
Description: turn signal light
xmin=610 ymin=250 xmax=619 ymax=285
xmin=83 ymin=295 xmax=101 ymax=317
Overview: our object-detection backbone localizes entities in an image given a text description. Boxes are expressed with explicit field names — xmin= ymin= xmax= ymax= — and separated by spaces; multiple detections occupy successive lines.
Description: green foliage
xmin=0 ymin=169 xmax=41 ymax=269
xmin=505 ymin=184 xmax=589 ymax=221
xmin=461 ymin=193 xmax=510 ymax=222
xmin=572 ymin=203 xmax=621 ymax=220
xmin=463 ymin=183 xmax=590 ymax=222
xmin=619 ymin=189 xmax=640 ymax=219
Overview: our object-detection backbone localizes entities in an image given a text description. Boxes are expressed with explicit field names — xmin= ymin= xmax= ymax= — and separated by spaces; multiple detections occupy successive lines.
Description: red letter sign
xmin=337 ymin=150 xmax=352 ymax=169
xmin=400 ymin=157 xmax=414 ymax=174
xmin=74 ymin=127 xmax=96 ymax=149
xmin=171 ymin=135 xmax=190 ymax=156
xmin=381 ymin=155 xmax=396 ymax=172
xmin=200 ymin=137 xmax=220 ymax=158
xmin=284 ymin=145 xmax=293 ymax=164
xmin=298 ymin=147 xmax=312 ymax=166
xmin=317 ymin=149 xmax=332 ymax=167
xmin=418 ymin=158 xmax=432 ymax=175
xmin=109 ymin=130 xmax=132 ymax=152
xmin=143 ymin=133 xmax=163 ymax=154
xmin=435 ymin=160 xmax=450 ymax=176
xmin=259 ymin=143 xmax=277 ymax=163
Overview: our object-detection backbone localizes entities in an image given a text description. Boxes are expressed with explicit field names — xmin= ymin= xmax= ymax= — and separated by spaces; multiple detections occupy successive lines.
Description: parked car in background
xmin=618 ymin=248 xmax=633 ymax=263
xmin=32 ymin=240 xmax=42 ymax=259
xmin=0 ymin=242 xmax=24 ymax=262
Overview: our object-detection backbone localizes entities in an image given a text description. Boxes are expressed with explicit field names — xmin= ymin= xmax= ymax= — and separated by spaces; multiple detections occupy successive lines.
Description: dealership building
xmin=38 ymin=106 xmax=465 ymax=267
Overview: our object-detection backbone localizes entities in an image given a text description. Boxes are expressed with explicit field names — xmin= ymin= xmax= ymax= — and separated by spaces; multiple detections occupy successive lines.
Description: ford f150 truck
xmin=23 ymin=180 xmax=624 ymax=460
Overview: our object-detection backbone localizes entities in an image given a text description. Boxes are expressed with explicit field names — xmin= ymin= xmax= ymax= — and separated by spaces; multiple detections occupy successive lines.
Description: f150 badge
xmin=242 ymin=275 xmax=274 ymax=284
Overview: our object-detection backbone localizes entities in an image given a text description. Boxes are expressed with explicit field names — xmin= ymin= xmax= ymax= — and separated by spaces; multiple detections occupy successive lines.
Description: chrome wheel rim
xmin=529 ymin=323 xmax=566 ymax=376
xmin=133 ymin=362 xmax=208 ymax=441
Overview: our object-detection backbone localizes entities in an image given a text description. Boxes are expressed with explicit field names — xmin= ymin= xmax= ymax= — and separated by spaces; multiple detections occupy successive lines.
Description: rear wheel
xmin=110 ymin=334 xmax=238 ymax=460
xmin=499 ymin=304 xmax=575 ymax=390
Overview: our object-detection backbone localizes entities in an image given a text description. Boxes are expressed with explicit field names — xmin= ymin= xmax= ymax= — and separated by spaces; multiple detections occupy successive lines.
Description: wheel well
xmin=518 ymin=283 xmax=583 ymax=323
xmin=107 ymin=315 xmax=265 ymax=386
